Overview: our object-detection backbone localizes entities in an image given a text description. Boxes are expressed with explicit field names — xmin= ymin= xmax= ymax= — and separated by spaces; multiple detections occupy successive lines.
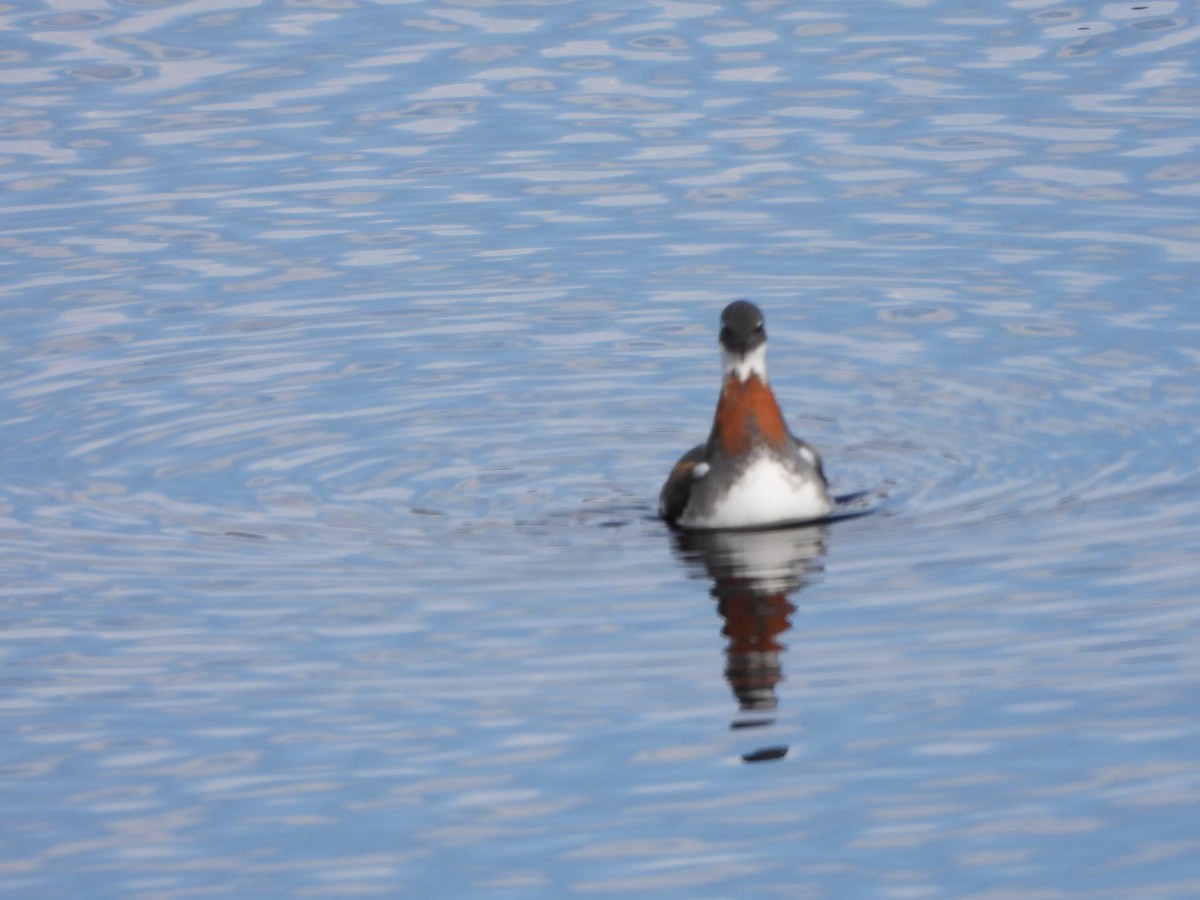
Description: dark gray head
xmin=719 ymin=300 xmax=766 ymax=356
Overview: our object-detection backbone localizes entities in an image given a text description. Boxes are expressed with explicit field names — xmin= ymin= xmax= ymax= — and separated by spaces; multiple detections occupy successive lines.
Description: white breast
xmin=680 ymin=453 xmax=832 ymax=530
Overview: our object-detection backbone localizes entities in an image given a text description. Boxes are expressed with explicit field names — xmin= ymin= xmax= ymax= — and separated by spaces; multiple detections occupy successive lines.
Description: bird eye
xmin=755 ymin=321 xmax=764 ymax=331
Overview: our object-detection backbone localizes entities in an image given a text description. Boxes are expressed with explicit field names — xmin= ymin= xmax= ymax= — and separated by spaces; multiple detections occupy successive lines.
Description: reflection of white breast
xmin=680 ymin=452 xmax=833 ymax=530
xmin=702 ymin=526 xmax=826 ymax=592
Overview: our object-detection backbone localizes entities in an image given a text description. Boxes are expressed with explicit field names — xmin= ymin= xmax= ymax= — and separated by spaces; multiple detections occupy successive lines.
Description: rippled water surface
xmin=3 ymin=1 xmax=1200 ymax=896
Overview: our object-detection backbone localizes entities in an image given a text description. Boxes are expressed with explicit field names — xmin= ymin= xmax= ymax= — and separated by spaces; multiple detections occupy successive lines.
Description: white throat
xmin=721 ymin=343 xmax=767 ymax=382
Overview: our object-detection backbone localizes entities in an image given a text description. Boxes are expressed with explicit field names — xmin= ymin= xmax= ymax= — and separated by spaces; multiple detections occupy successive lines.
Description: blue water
xmin=3 ymin=1 xmax=1199 ymax=896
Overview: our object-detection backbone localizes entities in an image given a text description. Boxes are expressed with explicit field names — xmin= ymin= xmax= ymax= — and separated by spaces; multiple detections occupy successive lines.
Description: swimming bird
xmin=659 ymin=300 xmax=833 ymax=530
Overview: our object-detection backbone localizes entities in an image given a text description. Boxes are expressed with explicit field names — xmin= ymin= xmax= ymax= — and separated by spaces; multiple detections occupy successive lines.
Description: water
xmin=2 ymin=1 xmax=1199 ymax=896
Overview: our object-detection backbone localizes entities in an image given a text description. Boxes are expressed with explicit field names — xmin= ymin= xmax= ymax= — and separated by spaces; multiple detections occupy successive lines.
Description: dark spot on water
xmin=225 ymin=531 xmax=267 ymax=541
xmin=742 ymin=746 xmax=789 ymax=763
xmin=731 ymin=718 xmax=775 ymax=730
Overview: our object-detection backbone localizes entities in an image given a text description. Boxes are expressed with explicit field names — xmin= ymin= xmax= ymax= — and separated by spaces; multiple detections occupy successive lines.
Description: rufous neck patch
xmin=712 ymin=374 xmax=788 ymax=457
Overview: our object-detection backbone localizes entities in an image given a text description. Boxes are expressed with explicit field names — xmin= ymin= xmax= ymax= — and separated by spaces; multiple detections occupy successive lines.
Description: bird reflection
xmin=671 ymin=524 xmax=827 ymax=763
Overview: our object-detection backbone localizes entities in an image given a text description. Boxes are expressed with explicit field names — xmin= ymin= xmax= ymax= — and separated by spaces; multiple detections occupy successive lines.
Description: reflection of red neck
xmin=718 ymin=587 xmax=794 ymax=711
xmin=712 ymin=373 xmax=788 ymax=457
xmin=718 ymin=587 xmax=794 ymax=655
